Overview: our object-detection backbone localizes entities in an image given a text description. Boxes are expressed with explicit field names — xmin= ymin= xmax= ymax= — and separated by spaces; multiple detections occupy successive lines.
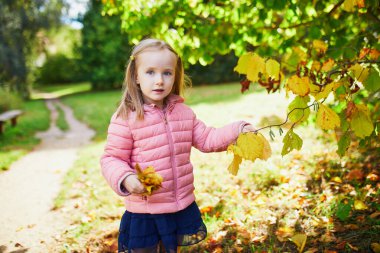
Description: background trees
xmin=79 ymin=0 xmax=132 ymax=90
xmin=0 ymin=0 xmax=64 ymax=98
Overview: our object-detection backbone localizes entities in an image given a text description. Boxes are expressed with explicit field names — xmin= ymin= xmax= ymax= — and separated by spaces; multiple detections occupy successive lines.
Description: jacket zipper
xmin=160 ymin=109 xmax=179 ymax=209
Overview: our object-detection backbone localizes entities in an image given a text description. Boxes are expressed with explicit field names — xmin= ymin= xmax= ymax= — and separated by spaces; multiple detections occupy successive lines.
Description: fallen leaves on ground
xmin=290 ymin=233 xmax=307 ymax=253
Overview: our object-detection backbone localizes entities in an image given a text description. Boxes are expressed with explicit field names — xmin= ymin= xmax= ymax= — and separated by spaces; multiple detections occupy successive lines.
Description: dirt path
xmin=0 ymin=99 xmax=95 ymax=253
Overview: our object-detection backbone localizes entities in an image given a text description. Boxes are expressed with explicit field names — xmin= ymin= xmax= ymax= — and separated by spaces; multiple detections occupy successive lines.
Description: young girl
xmin=100 ymin=38 xmax=254 ymax=253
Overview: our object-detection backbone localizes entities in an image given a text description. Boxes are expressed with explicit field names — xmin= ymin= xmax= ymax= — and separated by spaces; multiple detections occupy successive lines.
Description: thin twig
xmin=255 ymin=100 xmax=320 ymax=132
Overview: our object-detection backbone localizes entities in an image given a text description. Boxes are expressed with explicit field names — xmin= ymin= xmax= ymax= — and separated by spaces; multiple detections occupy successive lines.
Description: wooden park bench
xmin=0 ymin=110 xmax=23 ymax=134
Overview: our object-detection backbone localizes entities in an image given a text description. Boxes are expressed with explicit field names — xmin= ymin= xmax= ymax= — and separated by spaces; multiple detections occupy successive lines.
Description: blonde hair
xmin=116 ymin=38 xmax=190 ymax=120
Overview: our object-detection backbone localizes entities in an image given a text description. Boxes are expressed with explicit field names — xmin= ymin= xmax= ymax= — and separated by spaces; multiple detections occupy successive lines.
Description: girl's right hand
xmin=122 ymin=174 xmax=146 ymax=194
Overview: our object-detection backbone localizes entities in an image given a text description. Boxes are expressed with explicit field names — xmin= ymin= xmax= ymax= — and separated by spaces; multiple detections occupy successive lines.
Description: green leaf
xmin=340 ymin=114 xmax=350 ymax=132
xmin=336 ymin=199 xmax=353 ymax=221
xmin=337 ymin=131 xmax=351 ymax=157
xmin=281 ymin=128 xmax=303 ymax=156
xmin=334 ymin=84 xmax=347 ymax=100
xmin=309 ymin=25 xmax=321 ymax=39
xmin=288 ymin=95 xmax=310 ymax=123
xmin=364 ymin=68 xmax=380 ymax=92
xmin=343 ymin=47 xmax=356 ymax=59
xmin=350 ymin=104 xmax=374 ymax=139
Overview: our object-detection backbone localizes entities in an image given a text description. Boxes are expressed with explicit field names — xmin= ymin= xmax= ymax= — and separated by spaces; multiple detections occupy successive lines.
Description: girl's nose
xmin=156 ymin=74 xmax=164 ymax=85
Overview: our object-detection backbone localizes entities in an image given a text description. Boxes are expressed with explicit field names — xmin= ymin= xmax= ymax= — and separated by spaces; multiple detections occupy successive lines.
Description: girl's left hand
xmin=242 ymin=124 xmax=257 ymax=133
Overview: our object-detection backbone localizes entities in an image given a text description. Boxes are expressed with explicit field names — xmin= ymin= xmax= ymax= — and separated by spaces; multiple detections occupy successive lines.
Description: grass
xmin=31 ymin=82 xmax=91 ymax=100
xmin=184 ymin=82 xmax=264 ymax=105
xmin=0 ymin=100 xmax=50 ymax=171
xmin=0 ymin=82 xmax=90 ymax=171
xmin=61 ymin=90 xmax=121 ymax=140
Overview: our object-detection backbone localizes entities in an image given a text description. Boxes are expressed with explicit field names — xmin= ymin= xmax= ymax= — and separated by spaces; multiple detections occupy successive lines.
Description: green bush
xmin=36 ymin=53 xmax=82 ymax=85
xmin=0 ymin=88 xmax=22 ymax=113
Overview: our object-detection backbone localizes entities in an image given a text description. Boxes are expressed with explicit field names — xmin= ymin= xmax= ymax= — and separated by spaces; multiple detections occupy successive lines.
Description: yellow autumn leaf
xmin=321 ymin=58 xmax=335 ymax=72
xmin=228 ymin=155 xmax=242 ymax=176
xmin=265 ymin=59 xmax=280 ymax=79
xmin=281 ymin=128 xmax=303 ymax=156
xmin=234 ymin=53 xmax=265 ymax=82
xmin=342 ymin=0 xmax=357 ymax=12
xmin=316 ymin=104 xmax=341 ymax=130
xmin=258 ymin=133 xmax=272 ymax=160
xmin=311 ymin=61 xmax=321 ymax=72
xmin=313 ymin=40 xmax=328 ymax=53
xmin=135 ymin=164 xmax=163 ymax=195
xmin=350 ymin=104 xmax=374 ymax=138
xmin=276 ymin=226 xmax=295 ymax=242
xmin=247 ymin=53 xmax=266 ymax=82
xmin=354 ymin=200 xmax=368 ymax=210
xmin=234 ymin=53 xmax=252 ymax=74
xmin=331 ymin=176 xmax=343 ymax=183
xmin=290 ymin=233 xmax=307 ymax=253
xmin=309 ymin=83 xmax=321 ymax=95
xmin=349 ymin=63 xmax=370 ymax=83
xmin=227 ymin=132 xmax=272 ymax=175
xmin=293 ymin=47 xmax=308 ymax=61
xmin=288 ymin=95 xmax=310 ymax=123
xmin=311 ymin=81 xmax=342 ymax=101
xmin=286 ymin=75 xmax=311 ymax=97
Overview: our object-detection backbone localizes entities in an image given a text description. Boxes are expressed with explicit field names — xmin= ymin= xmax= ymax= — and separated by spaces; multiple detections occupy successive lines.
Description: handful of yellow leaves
xmin=135 ymin=163 xmax=163 ymax=196
xmin=227 ymin=132 xmax=272 ymax=175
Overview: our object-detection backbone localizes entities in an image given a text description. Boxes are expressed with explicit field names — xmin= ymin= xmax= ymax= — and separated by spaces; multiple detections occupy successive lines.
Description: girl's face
xmin=136 ymin=48 xmax=177 ymax=108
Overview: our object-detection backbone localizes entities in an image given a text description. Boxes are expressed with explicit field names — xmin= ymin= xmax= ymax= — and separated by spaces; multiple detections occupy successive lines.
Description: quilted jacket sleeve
xmin=192 ymin=113 xmax=248 ymax=152
xmin=100 ymin=113 xmax=135 ymax=196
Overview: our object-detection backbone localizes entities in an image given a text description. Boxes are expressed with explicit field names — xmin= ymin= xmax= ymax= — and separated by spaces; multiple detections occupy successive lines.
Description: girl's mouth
xmin=153 ymin=89 xmax=164 ymax=92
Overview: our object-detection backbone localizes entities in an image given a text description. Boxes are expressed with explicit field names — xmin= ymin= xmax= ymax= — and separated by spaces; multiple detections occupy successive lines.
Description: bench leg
xmin=0 ymin=122 xmax=3 ymax=134
xmin=11 ymin=117 xmax=17 ymax=127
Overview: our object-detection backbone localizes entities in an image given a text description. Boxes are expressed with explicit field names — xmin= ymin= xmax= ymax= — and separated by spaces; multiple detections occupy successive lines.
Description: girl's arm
xmin=100 ymin=113 xmax=137 ymax=196
xmin=192 ymin=114 xmax=250 ymax=152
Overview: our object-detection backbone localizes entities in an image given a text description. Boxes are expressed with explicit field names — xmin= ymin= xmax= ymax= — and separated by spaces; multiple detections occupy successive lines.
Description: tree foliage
xmin=103 ymin=0 xmax=380 ymax=156
xmin=0 ymin=0 xmax=64 ymax=98
xmin=79 ymin=0 xmax=132 ymax=90
xmin=36 ymin=53 xmax=82 ymax=85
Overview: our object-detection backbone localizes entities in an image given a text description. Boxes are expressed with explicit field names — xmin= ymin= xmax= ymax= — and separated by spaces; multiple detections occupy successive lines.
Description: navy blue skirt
xmin=118 ymin=202 xmax=207 ymax=253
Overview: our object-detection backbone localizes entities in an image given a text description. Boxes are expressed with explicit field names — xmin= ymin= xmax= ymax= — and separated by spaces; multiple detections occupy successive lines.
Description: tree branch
xmin=254 ymin=101 xmax=319 ymax=133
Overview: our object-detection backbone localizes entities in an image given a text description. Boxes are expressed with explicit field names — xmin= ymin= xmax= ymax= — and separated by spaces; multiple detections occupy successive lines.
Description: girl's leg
xmin=158 ymin=241 xmax=165 ymax=253
xmin=156 ymin=241 xmax=180 ymax=253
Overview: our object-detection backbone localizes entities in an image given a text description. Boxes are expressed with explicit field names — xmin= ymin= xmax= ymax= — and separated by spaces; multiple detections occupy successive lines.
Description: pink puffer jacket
xmin=100 ymin=94 xmax=246 ymax=214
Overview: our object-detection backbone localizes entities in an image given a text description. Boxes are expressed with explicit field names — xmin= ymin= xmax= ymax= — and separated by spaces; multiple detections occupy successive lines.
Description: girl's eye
xmin=164 ymin=71 xmax=172 ymax=76
xmin=146 ymin=70 xmax=154 ymax=75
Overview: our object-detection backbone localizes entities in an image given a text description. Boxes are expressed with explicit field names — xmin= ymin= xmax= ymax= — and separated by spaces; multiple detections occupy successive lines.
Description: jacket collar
xmin=143 ymin=94 xmax=184 ymax=112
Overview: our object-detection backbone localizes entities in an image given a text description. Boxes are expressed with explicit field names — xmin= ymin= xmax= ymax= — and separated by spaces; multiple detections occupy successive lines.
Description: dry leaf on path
xmin=290 ymin=233 xmax=307 ymax=253
xmin=371 ymin=243 xmax=380 ymax=253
